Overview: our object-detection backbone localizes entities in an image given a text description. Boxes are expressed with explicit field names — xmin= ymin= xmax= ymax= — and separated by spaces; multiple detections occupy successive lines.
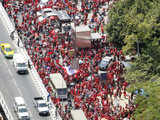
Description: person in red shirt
xmin=124 ymin=91 xmax=127 ymax=99
xmin=101 ymin=23 xmax=104 ymax=34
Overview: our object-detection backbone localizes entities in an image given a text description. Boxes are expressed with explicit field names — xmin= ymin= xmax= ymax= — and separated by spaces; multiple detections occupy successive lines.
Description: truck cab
xmin=14 ymin=97 xmax=30 ymax=120
xmin=13 ymin=53 xmax=28 ymax=74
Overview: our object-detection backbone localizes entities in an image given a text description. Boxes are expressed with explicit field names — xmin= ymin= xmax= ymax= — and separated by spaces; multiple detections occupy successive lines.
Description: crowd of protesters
xmin=3 ymin=0 xmax=136 ymax=119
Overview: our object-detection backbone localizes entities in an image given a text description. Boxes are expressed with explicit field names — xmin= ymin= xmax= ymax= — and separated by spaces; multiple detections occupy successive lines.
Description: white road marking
xmin=0 ymin=50 xmax=22 ymax=97
xmin=8 ymin=69 xmax=23 ymax=95
xmin=7 ymin=65 xmax=35 ymax=120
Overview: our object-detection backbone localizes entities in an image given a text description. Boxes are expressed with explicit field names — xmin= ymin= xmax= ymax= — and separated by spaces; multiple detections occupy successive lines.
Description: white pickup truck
xmin=33 ymin=97 xmax=50 ymax=116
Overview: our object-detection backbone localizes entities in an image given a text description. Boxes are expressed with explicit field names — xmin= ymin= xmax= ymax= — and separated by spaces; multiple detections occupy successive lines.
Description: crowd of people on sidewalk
xmin=3 ymin=0 xmax=136 ymax=119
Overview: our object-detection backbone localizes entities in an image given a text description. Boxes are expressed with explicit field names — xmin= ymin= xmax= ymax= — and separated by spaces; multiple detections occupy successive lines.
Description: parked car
xmin=99 ymin=56 xmax=113 ymax=71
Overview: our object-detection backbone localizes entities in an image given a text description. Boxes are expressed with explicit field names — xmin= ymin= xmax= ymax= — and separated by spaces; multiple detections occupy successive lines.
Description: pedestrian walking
xmin=55 ymin=105 xmax=58 ymax=118
xmin=28 ymin=59 xmax=31 ymax=69
xmin=10 ymin=30 xmax=15 ymax=40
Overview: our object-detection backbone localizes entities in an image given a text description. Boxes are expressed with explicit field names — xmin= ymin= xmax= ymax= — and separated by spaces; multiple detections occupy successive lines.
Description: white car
xmin=33 ymin=97 xmax=50 ymax=116
xmin=99 ymin=56 xmax=113 ymax=71
xmin=13 ymin=53 xmax=28 ymax=74
xmin=14 ymin=97 xmax=30 ymax=120
xmin=37 ymin=8 xmax=54 ymax=17
xmin=16 ymin=106 xmax=29 ymax=120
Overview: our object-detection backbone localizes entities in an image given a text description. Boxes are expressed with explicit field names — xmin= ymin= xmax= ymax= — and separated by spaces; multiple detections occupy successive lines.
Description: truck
xmin=71 ymin=109 xmax=87 ymax=120
xmin=13 ymin=53 xmax=28 ymax=74
xmin=49 ymin=73 xmax=68 ymax=100
xmin=14 ymin=97 xmax=30 ymax=120
xmin=33 ymin=97 xmax=50 ymax=116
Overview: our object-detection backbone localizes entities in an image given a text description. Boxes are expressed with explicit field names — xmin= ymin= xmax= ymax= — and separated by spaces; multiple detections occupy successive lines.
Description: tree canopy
xmin=106 ymin=0 xmax=160 ymax=119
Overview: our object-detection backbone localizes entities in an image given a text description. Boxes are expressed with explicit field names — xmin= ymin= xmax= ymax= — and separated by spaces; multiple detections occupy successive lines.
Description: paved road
xmin=0 ymin=18 xmax=51 ymax=120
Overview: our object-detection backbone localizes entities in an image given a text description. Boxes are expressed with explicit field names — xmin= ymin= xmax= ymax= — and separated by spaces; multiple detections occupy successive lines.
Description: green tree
xmin=106 ymin=0 xmax=160 ymax=119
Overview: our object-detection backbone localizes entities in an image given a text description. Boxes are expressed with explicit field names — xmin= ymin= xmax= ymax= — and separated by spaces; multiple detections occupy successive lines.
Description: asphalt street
xmin=0 ymin=18 xmax=51 ymax=120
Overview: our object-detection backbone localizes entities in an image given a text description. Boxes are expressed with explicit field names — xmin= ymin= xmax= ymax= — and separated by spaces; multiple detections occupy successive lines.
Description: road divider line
xmin=6 ymin=62 xmax=24 ymax=99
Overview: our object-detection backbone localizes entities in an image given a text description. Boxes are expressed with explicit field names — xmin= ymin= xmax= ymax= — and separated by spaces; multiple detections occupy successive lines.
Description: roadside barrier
xmin=0 ymin=91 xmax=14 ymax=120
xmin=0 ymin=3 xmax=14 ymax=35
xmin=0 ymin=2 xmax=62 ymax=120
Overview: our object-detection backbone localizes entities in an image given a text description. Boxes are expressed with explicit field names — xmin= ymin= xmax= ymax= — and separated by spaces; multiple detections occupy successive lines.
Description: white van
xmin=13 ymin=53 xmax=28 ymax=74
xmin=71 ymin=110 xmax=87 ymax=120
xmin=49 ymin=73 xmax=68 ymax=100
xmin=14 ymin=97 xmax=30 ymax=120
